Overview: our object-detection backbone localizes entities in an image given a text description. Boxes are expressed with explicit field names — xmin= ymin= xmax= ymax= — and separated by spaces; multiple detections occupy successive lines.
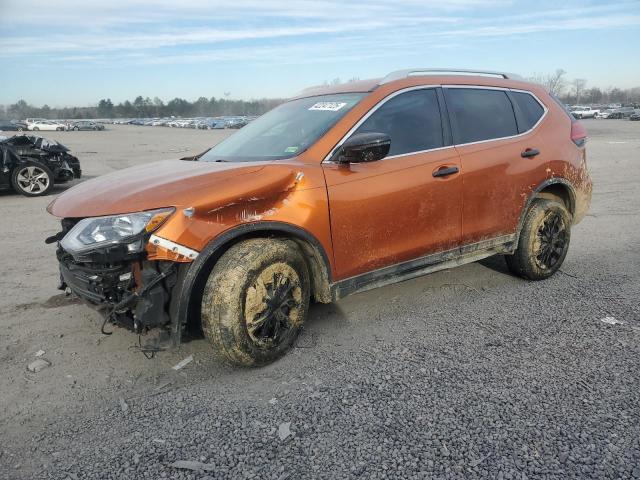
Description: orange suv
xmin=47 ymin=69 xmax=592 ymax=366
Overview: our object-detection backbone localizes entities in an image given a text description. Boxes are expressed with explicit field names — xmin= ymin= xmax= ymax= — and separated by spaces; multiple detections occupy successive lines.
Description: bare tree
xmin=546 ymin=69 xmax=567 ymax=96
xmin=573 ymin=78 xmax=587 ymax=104
xmin=529 ymin=69 xmax=566 ymax=95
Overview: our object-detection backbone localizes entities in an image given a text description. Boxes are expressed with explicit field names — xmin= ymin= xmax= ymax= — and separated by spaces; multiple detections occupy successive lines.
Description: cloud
xmin=0 ymin=0 xmax=638 ymax=68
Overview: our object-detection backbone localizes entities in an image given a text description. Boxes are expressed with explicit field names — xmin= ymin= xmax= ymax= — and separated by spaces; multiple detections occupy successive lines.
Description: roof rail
xmin=380 ymin=68 xmax=524 ymax=85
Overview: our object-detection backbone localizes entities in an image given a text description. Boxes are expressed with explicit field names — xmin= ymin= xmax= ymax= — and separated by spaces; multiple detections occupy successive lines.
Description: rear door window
xmin=445 ymin=88 xmax=518 ymax=144
xmin=354 ymin=88 xmax=444 ymax=156
xmin=511 ymin=91 xmax=545 ymax=132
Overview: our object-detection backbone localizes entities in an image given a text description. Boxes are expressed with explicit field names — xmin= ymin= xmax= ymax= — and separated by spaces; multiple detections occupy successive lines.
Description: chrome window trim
xmin=322 ymin=84 xmax=548 ymax=163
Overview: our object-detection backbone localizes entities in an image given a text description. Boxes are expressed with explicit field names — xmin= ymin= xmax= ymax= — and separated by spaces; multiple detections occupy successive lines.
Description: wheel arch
xmin=174 ymin=221 xmax=333 ymax=340
xmin=515 ymin=178 xmax=577 ymax=244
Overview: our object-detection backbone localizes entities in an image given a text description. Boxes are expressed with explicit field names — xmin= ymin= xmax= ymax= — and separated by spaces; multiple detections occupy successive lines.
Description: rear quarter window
xmin=445 ymin=88 xmax=518 ymax=144
xmin=511 ymin=91 xmax=545 ymax=132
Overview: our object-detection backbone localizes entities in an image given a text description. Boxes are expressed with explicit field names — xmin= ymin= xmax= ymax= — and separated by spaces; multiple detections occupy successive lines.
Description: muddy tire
xmin=506 ymin=199 xmax=571 ymax=280
xmin=11 ymin=161 xmax=54 ymax=197
xmin=201 ymin=238 xmax=310 ymax=366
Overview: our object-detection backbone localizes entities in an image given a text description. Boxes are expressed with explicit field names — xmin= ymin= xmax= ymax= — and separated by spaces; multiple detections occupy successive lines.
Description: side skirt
xmin=330 ymin=234 xmax=516 ymax=301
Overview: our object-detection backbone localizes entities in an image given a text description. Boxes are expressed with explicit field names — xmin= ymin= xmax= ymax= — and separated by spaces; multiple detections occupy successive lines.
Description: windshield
xmin=200 ymin=93 xmax=365 ymax=162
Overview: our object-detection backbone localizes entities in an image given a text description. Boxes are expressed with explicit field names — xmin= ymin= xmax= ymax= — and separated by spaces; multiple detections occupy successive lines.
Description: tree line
xmin=529 ymin=69 xmax=640 ymax=105
xmin=0 ymin=96 xmax=285 ymax=120
xmin=2 ymin=72 xmax=639 ymax=120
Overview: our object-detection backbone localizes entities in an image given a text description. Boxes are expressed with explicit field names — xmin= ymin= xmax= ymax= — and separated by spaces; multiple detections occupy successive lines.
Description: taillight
xmin=571 ymin=121 xmax=587 ymax=147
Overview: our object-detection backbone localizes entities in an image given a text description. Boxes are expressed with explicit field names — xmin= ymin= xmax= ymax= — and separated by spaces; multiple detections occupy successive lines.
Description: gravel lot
xmin=1 ymin=121 xmax=639 ymax=480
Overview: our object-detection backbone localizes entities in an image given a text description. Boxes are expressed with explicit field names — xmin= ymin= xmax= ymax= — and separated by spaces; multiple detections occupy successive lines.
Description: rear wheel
xmin=201 ymin=238 xmax=310 ymax=366
xmin=506 ymin=199 xmax=571 ymax=280
xmin=11 ymin=161 xmax=54 ymax=197
xmin=33 ymin=127 xmax=39 ymax=131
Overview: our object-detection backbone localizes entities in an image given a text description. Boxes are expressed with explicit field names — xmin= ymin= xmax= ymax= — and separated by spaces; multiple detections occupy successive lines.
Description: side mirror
xmin=334 ymin=132 xmax=391 ymax=164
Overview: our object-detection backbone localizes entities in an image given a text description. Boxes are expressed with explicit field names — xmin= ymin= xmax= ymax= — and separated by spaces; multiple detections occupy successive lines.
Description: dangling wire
xmin=101 ymin=311 xmax=114 ymax=335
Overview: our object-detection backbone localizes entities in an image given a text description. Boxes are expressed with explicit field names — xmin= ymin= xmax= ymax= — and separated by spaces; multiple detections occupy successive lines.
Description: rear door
xmin=323 ymin=87 xmax=463 ymax=280
xmin=444 ymin=86 xmax=548 ymax=245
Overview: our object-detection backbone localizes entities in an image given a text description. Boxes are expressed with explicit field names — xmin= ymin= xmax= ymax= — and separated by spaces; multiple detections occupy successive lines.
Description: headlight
xmin=60 ymin=208 xmax=174 ymax=254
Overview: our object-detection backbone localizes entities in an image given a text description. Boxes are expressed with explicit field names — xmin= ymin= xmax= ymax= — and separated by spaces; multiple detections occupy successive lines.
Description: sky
xmin=1 ymin=0 xmax=639 ymax=107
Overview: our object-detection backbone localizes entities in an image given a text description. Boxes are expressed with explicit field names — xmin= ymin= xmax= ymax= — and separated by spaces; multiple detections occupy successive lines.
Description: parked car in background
xmin=47 ymin=68 xmax=592 ymax=366
xmin=1 ymin=135 xmax=81 ymax=196
xmin=629 ymin=110 xmax=640 ymax=121
xmin=0 ymin=120 xmax=27 ymax=131
xmin=71 ymin=121 xmax=105 ymax=131
xmin=598 ymin=109 xmax=614 ymax=119
xmin=570 ymin=106 xmax=599 ymax=119
xmin=197 ymin=119 xmax=226 ymax=130
xmin=28 ymin=120 xmax=67 ymax=131
xmin=227 ymin=119 xmax=248 ymax=129
xmin=25 ymin=118 xmax=47 ymax=125
xmin=607 ymin=107 xmax=636 ymax=119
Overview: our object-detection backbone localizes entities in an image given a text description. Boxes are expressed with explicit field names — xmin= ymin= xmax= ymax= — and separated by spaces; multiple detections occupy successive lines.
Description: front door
xmin=323 ymin=88 xmax=463 ymax=280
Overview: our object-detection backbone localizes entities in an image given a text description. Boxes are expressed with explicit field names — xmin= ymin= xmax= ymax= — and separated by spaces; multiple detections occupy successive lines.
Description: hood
xmin=47 ymin=159 xmax=265 ymax=217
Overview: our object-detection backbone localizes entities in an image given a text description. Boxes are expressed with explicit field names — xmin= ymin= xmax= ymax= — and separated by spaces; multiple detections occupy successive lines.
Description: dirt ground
xmin=0 ymin=121 xmax=639 ymax=479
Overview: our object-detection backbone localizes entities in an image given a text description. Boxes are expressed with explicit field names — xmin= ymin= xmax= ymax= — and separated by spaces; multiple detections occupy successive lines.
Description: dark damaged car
xmin=0 ymin=135 xmax=81 ymax=196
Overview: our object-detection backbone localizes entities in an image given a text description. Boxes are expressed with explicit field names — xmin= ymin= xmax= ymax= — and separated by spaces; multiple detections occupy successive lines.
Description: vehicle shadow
xmin=181 ymin=299 xmax=349 ymax=349
xmin=296 ymin=301 xmax=349 ymax=349
xmin=0 ymin=180 xmax=83 ymax=198
xmin=478 ymin=254 xmax=512 ymax=275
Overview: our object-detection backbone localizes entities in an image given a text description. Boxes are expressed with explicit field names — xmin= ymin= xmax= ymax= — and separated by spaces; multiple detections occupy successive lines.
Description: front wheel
xmin=506 ymin=199 xmax=571 ymax=280
xmin=33 ymin=127 xmax=39 ymax=131
xmin=11 ymin=161 xmax=54 ymax=197
xmin=201 ymin=238 xmax=310 ymax=366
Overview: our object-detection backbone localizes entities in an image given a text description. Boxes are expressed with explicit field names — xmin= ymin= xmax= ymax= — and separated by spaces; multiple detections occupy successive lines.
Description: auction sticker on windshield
xmin=309 ymin=102 xmax=347 ymax=111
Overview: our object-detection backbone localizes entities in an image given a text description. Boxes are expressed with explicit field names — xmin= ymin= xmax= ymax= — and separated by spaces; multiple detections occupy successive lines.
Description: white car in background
xmin=27 ymin=120 xmax=67 ymax=131
xmin=570 ymin=106 xmax=600 ymax=119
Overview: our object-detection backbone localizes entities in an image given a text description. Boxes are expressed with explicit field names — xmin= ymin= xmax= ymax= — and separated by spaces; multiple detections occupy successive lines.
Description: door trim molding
xmin=330 ymin=234 xmax=516 ymax=300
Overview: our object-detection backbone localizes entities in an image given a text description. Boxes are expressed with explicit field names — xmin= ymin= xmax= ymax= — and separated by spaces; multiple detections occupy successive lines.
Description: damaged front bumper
xmin=49 ymin=156 xmax=81 ymax=183
xmin=51 ymin=219 xmax=192 ymax=345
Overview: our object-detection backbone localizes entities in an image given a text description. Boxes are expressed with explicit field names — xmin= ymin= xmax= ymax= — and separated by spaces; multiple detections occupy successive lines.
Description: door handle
xmin=432 ymin=166 xmax=459 ymax=178
xmin=521 ymin=148 xmax=540 ymax=158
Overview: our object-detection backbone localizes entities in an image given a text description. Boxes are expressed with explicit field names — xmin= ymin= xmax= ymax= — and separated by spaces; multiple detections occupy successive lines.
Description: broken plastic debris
xmin=171 ymin=460 xmax=215 ymax=472
xmin=172 ymin=355 xmax=194 ymax=370
xmin=268 ymin=397 xmax=278 ymax=405
xmin=601 ymin=316 xmax=623 ymax=325
xmin=27 ymin=359 xmax=51 ymax=373
xmin=278 ymin=422 xmax=292 ymax=440
xmin=34 ymin=350 xmax=45 ymax=357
